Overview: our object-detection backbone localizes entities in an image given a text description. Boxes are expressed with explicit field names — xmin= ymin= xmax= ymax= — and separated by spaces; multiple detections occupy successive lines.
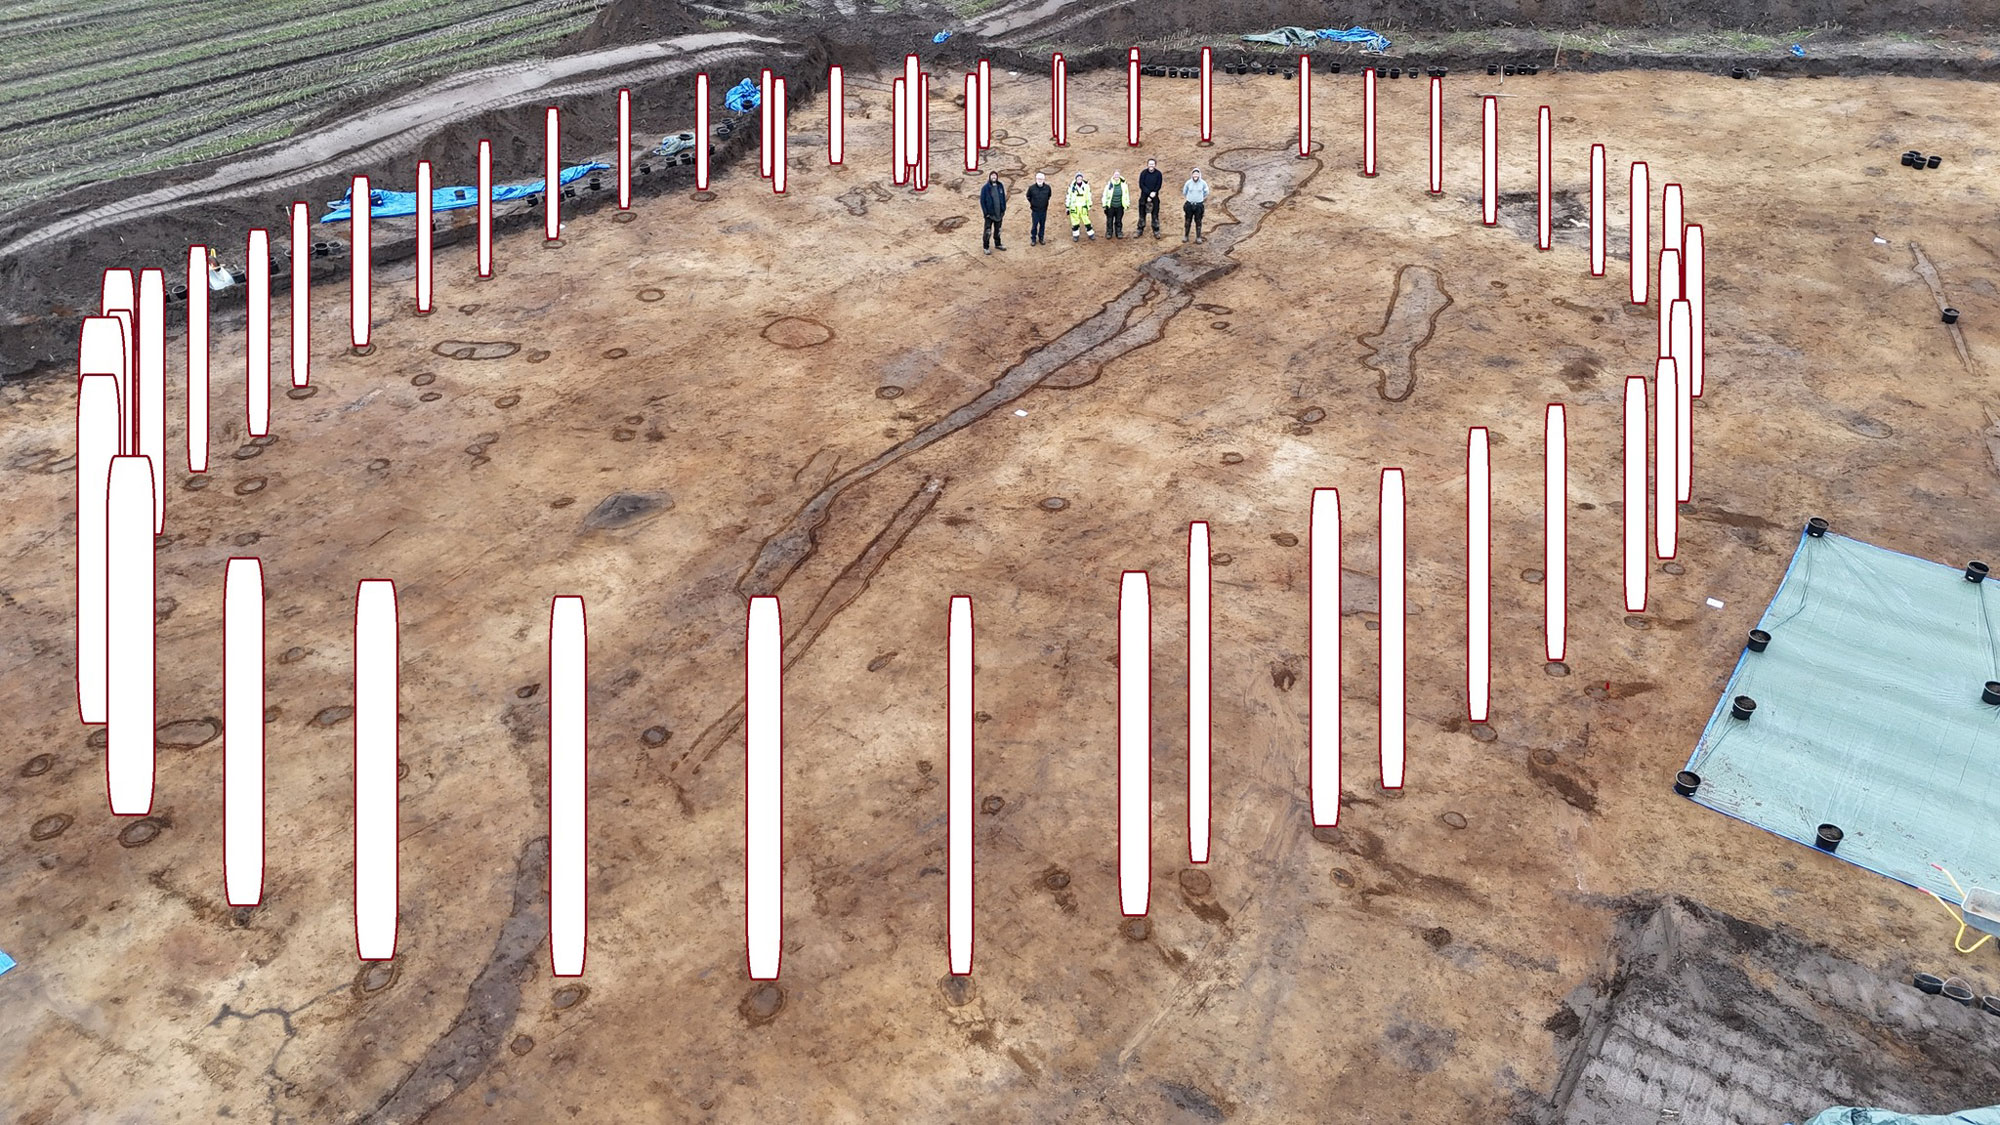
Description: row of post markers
xmin=72 ymin=58 xmax=1706 ymax=980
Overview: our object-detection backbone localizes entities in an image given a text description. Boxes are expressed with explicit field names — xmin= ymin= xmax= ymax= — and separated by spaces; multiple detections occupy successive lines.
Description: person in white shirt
xmin=1181 ymin=168 xmax=1210 ymax=243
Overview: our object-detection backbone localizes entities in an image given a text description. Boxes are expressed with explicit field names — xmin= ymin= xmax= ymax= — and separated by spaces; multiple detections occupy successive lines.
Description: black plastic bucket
xmin=1673 ymin=770 xmax=1701 ymax=796
xmin=1928 ymin=155 xmax=1942 ymax=169
xmin=1982 ymin=681 xmax=2000 ymax=706
xmin=1730 ymin=696 xmax=1756 ymax=721
xmin=1944 ymin=307 xmax=1961 ymax=325
xmin=1488 ymin=64 xmax=1499 ymax=75
xmin=1746 ymin=629 xmax=1771 ymax=653
xmin=1915 ymin=972 xmax=1946 ymax=994
xmin=1814 ymin=823 xmax=1843 ymax=852
xmin=1944 ymin=982 xmax=1975 ymax=1004
xmin=1806 ymin=516 xmax=1829 ymax=537
xmin=1966 ymin=560 xmax=1987 ymax=581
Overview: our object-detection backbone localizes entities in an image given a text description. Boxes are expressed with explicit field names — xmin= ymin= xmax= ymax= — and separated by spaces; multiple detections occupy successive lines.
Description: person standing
xmin=1025 ymin=172 xmax=1053 ymax=245
xmin=1065 ymin=172 xmax=1096 ymax=241
xmin=979 ymin=171 xmax=1008 ymax=254
xmin=1102 ymin=171 xmax=1129 ymax=239
xmin=1182 ymin=167 xmax=1210 ymax=243
xmin=1137 ymin=158 xmax=1163 ymax=238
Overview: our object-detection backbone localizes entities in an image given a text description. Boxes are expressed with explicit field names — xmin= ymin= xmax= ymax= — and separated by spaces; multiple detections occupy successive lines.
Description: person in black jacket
xmin=979 ymin=171 xmax=1007 ymax=254
xmin=1024 ymin=172 xmax=1052 ymax=245
xmin=1136 ymin=159 xmax=1163 ymax=239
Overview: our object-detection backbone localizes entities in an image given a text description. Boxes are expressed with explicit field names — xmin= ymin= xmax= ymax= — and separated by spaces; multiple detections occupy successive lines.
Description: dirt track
xmin=2 ymin=62 xmax=2000 ymax=1123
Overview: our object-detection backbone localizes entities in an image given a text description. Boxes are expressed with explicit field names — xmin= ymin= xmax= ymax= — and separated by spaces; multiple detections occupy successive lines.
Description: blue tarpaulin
xmin=317 ymin=162 xmax=610 ymax=224
xmin=1799 ymin=1109 xmax=2000 ymax=1125
xmin=1241 ymin=26 xmax=1392 ymax=53
xmin=0 ymin=950 xmax=13 ymax=977
xmin=725 ymin=78 xmax=759 ymax=113
xmin=1318 ymin=26 xmax=1392 ymax=52
xmin=933 ymin=30 xmax=952 ymax=43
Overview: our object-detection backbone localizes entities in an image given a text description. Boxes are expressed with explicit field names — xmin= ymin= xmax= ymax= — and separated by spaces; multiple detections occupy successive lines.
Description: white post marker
xmin=1630 ymin=161 xmax=1650 ymax=304
xmin=550 ymin=595 xmax=587 ymax=977
xmin=1671 ymin=299 xmax=1694 ymax=504
xmin=829 ymin=65 xmax=845 ymax=165
xmin=1381 ymin=469 xmax=1406 ymax=789
xmin=185 ymin=246 xmax=208 ymax=472
xmin=351 ymin=176 xmax=370 ymax=348
xmin=1684 ymin=224 xmax=1706 ymax=395
xmin=1624 ymin=376 xmax=1648 ymax=612
xmin=617 ymin=89 xmax=631 ymax=210
xmin=746 ymin=595 xmax=783 ymax=980
xmin=354 ymin=580 xmax=399 ymax=961
xmin=247 ymin=229 xmax=270 ymax=437
xmin=477 ymin=141 xmax=493 ymax=278
xmin=1467 ymin=429 xmax=1490 ymax=722
xmin=977 ymin=59 xmax=991 ymax=150
xmin=1361 ymin=64 xmax=1375 ymax=172
xmin=1537 ymin=106 xmax=1552 ymax=251
xmin=1127 ymin=47 xmax=1140 ymax=146
xmin=76 ymin=365 xmax=121 ymax=726
xmin=1545 ymin=406 xmax=1568 ymax=664
xmin=760 ymin=69 xmax=774 ymax=180
xmin=1117 ymin=571 xmax=1150 ymax=917
xmin=137 ymin=268 xmax=165 ymax=532
xmin=892 ymin=77 xmax=909 ymax=185
xmin=544 ymin=109 xmax=560 ymax=239
xmin=1663 ymin=182 xmax=1683 ymax=254
xmin=916 ymin=71 xmax=930 ymax=191
xmin=1200 ymin=47 xmax=1212 ymax=144
xmin=1654 ymin=356 xmax=1678 ymax=559
xmin=106 ymin=455 xmax=156 ymax=816
xmin=947 ymin=595 xmax=974 ymax=975
xmin=100 ymin=270 xmax=134 ymax=448
xmin=1188 ymin=522 xmax=1211 ymax=864
xmin=772 ymin=77 xmax=788 ymax=194
xmin=1428 ymin=77 xmax=1443 ymax=194
xmin=1053 ymin=54 xmax=1068 ymax=145
xmin=290 ymin=203 xmax=311 ymax=386
xmin=696 ymin=74 xmax=711 ymax=190
xmin=1303 ymin=57 xmax=1316 ymax=160
xmin=1481 ymin=96 xmax=1497 ymax=225
xmin=416 ymin=163 xmax=433 ymax=313
xmin=904 ymin=54 xmax=920 ymax=158
xmin=1589 ymin=144 xmax=1606 ymax=277
xmin=964 ymin=73 xmax=979 ymax=172
xmin=224 ymin=558 xmax=265 ymax=907
xmin=1310 ymin=487 xmax=1341 ymax=824
xmin=1657 ymin=247 xmax=1681 ymax=362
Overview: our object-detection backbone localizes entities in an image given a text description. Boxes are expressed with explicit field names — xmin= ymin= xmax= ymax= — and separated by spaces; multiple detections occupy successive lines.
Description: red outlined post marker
xmin=106 ymin=455 xmax=156 ymax=816
xmin=224 ymin=557 xmax=264 ymax=907
xmin=905 ymin=54 xmax=920 ymax=158
xmin=290 ymin=203 xmax=311 ymax=387
xmin=1117 ymin=571 xmax=1151 ymax=917
xmin=415 ymin=163 xmax=433 ymax=313
xmin=977 ymin=59 xmax=991 ymax=150
xmin=746 ymin=595 xmax=783 ymax=980
xmin=1303 ymin=56 xmax=1317 ymax=160
xmin=1671 ymin=299 xmax=1693 ymax=503
xmin=1481 ymin=96 xmax=1497 ymax=224
xmin=1657 ymin=247 xmax=1681 ymax=361
xmin=1544 ymin=406 xmax=1568 ymax=664
xmin=1662 ymin=182 xmax=1683 ymax=255
xmin=1537 ymin=106 xmax=1552 ymax=250
xmin=1381 ymin=469 xmax=1406 ymax=789
xmin=186 ymin=247 xmax=208 ymax=473
xmin=1589 ymin=144 xmax=1606 ymax=276
xmin=1188 ymin=522 xmax=1211 ymax=864
xmin=1428 ymin=76 xmax=1443 ymax=194
xmin=892 ymin=77 xmax=909 ymax=185
xmin=947 ymin=595 xmax=974 ymax=975
xmin=354 ymin=580 xmax=399 ymax=961
xmin=696 ymin=74 xmax=711 ymax=190
xmin=760 ymin=69 xmax=774 ymax=180
xmin=1683 ymin=224 xmax=1706 ymax=396
xmin=351 ymin=176 xmax=371 ymax=349
xmin=1127 ymin=48 xmax=1141 ymax=146
xmin=1623 ymin=376 xmax=1649 ymax=612
xmin=550 ymin=595 xmax=587 ymax=977
xmin=916 ymin=71 xmax=930 ymax=191
xmin=1310 ymin=488 xmax=1341 ymax=825
xmin=101 ymin=271 xmax=134 ymax=447
xmin=1052 ymin=54 xmax=1068 ymax=145
xmin=247 ymin=229 xmax=270 ymax=437
xmin=772 ymin=77 xmax=789 ymax=194
xmin=137 ymin=269 xmax=165 ymax=531
xmin=76 ymin=362 xmax=121 ymax=726
xmin=477 ymin=140 xmax=493 ymax=278
xmin=543 ymin=110 xmax=560 ymax=239
xmin=1362 ymin=65 xmax=1378 ymax=173
xmin=829 ymin=65 xmax=845 ymax=165
xmin=1200 ymin=47 xmax=1212 ymax=144
xmin=1467 ymin=429 xmax=1490 ymax=723
xmin=617 ymin=89 xmax=631 ymax=208
xmin=964 ymin=73 xmax=979 ymax=172
xmin=1629 ymin=161 xmax=1650 ymax=304
xmin=1654 ymin=357 xmax=1678 ymax=559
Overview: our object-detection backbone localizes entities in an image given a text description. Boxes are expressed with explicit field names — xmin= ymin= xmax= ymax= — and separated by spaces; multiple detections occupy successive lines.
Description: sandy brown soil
xmin=2 ymin=65 xmax=1999 ymax=1123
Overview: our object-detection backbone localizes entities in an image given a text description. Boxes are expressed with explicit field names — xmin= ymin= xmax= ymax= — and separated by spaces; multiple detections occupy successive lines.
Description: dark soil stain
xmin=738 ymin=982 xmax=786 ymax=1026
xmin=431 ymin=340 xmax=520 ymax=361
xmin=582 ymin=491 xmax=673 ymax=530
xmin=1527 ymin=756 xmax=1598 ymax=813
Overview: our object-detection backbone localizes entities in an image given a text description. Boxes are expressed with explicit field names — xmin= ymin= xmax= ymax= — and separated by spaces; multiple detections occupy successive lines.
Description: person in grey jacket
xmin=978 ymin=171 xmax=1008 ymax=254
xmin=1182 ymin=168 xmax=1210 ymax=243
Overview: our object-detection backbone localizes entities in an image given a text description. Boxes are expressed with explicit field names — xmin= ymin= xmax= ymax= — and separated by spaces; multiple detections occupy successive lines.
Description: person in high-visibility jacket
xmin=1064 ymin=173 xmax=1096 ymax=242
xmin=1101 ymin=171 xmax=1130 ymax=239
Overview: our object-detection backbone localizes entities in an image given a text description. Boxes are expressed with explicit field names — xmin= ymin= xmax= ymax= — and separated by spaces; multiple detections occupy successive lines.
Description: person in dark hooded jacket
xmin=1024 ymin=172 xmax=1053 ymax=245
xmin=1136 ymin=158 xmax=1163 ymax=238
xmin=979 ymin=171 xmax=1008 ymax=254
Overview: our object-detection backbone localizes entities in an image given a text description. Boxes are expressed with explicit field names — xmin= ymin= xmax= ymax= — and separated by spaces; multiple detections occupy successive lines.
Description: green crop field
xmin=0 ymin=0 xmax=612 ymax=217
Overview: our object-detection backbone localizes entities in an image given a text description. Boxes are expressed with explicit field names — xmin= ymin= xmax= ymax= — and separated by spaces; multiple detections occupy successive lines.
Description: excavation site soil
xmin=3 ymin=62 xmax=2000 ymax=1123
